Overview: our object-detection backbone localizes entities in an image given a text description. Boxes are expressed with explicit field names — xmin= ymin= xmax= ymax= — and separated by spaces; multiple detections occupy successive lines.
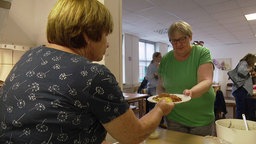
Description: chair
xmin=137 ymin=77 xmax=148 ymax=94
xmin=226 ymin=83 xmax=233 ymax=98
xmin=214 ymin=90 xmax=227 ymax=120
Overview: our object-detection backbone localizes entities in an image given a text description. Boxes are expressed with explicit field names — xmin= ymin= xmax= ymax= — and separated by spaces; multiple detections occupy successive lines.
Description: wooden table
xmin=144 ymin=128 xmax=204 ymax=144
xmin=225 ymin=98 xmax=236 ymax=118
xmin=123 ymin=93 xmax=149 ymax=118
xmin=106 ymin=128 xmax=205 ymax=144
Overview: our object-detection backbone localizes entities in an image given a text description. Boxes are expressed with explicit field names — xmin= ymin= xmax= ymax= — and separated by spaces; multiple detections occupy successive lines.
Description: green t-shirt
xmin=158 ymin=45 xmax=215 ymax=127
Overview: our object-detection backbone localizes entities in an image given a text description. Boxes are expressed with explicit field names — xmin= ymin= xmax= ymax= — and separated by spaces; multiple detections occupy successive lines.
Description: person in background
xmin=157 ymin=20 xmax=215 ymax=136
xmin=145 ymin=52 xmax=162 ymax=112
xmin=145 ymin=52 xmax=166 ymax=128
xmin=0 ymin=0 xmax=174 ymax=144
xmin=230 ymin=53 xmax=256 ymax=119
xmin=252 ymin=65 xmax=256 ymax=84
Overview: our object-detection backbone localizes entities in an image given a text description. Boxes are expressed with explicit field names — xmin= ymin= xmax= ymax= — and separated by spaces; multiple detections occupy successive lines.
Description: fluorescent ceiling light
xmin=245 ymin=13 xmax=256 ymax=21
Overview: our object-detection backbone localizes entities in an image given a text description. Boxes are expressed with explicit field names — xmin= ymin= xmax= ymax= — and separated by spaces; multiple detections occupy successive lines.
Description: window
xmin=139 ymin=40 xmax=156 ymax=82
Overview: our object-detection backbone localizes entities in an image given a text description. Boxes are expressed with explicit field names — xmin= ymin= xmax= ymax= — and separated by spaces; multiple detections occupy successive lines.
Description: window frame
xmin=138 ymin=40 xmax=156 ymax=82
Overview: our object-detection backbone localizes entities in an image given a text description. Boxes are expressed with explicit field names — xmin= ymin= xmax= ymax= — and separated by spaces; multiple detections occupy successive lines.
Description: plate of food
xmin=147 ymin=93 xmax=191 ymax=104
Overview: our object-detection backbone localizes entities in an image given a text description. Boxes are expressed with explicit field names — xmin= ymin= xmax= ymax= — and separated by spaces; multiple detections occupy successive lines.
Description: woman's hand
xmin=154 ymin=73 xmax=159 ymax=79
xmin=183 ymin=89 xmax=192 ymax=97
xmin=101 ymin=140 xmax=111 ymax=144
xmin=155 ymin=100 xmax=175 ymax=116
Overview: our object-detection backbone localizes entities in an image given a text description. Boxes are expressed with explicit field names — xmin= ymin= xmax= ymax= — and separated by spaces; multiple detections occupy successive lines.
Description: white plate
xmin=147 ymin=94 xmax=191 ymax=104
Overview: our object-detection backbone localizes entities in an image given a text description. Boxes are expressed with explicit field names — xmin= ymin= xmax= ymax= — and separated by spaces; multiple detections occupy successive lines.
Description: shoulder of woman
xmin=238 ymin=60 xmax=248 ymax=66
xmin=162 ymin=51 xmax=173 ymax=59
xmin=89 ymin=62 xmax=113 ymax=74
xmin=192 ymin=44 xmax=210 ymax=51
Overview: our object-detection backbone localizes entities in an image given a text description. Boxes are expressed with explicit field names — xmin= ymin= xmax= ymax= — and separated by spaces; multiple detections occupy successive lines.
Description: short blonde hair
xmin=47 ymin=0 xmax=113 ymax=48
xmin=168 ymin=21 xmax=192 ymax=38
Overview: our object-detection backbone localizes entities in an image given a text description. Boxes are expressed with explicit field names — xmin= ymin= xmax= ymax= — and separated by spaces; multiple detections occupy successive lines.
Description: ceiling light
xmin=245 ymin=13 xmax=256 ymax=21
xmin=154 ymin=28 xmax=168 ymax=35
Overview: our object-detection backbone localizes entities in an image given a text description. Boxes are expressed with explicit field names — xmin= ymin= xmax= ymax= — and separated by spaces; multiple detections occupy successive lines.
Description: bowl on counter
xmin=215 ymin=119 xmax=256 ymax=144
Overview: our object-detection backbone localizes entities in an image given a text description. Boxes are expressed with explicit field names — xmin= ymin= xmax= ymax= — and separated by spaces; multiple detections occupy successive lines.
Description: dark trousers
xmin=245 ymin=97 xmax=256 ymax=121
xmin=147 ymin=87 xmax=165 ymax=125
xmin=146 ymin=87 xmax=156 ymax=113
xmin=232 ymin=87 xmax=250 ymax=119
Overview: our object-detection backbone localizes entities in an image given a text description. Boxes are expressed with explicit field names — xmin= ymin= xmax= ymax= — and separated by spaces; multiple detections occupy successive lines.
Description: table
xmin=123 ymin=93 xmax=149 ymax=118
xmin=106 ymin=128 xmax=205 ymax=144
xmin=225 ymin=99 xmax=236 ymax=118
xmin=144 ymin=128 xmax=204 ymax=144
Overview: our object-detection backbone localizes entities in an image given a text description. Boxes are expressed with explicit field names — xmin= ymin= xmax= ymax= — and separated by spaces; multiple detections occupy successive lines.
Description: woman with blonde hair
xmin=158 ymin=20 xmax=215 ymax=136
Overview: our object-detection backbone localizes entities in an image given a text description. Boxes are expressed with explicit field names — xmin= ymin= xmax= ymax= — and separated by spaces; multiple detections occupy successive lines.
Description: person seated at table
xmin=0 ymin=0 xmax=174 ymax=144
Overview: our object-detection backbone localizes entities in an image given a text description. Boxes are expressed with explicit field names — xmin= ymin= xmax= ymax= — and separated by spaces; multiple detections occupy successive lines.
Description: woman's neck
xmin=46 ymin=43 xmax=78 ymax=55
xmin=174 ymin=45 xmax=192 ymax=61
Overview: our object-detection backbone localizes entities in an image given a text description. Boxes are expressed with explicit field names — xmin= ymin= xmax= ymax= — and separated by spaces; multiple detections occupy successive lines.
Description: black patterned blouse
xmin=0 ymin=46 xmax=129 ymax=144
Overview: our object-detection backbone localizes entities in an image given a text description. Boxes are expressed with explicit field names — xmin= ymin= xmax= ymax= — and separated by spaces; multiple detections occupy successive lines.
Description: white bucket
xmin=215 ymin=119 xmax=256 ymax=144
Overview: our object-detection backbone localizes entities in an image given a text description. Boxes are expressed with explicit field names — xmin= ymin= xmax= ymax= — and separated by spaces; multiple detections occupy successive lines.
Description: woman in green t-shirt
xmin=157 ymin=20 xmax=215 ymax=136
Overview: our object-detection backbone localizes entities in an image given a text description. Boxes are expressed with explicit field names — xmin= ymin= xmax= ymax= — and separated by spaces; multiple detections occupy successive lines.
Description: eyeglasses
xmin=169 ymin=36 xmax=187 ymax=45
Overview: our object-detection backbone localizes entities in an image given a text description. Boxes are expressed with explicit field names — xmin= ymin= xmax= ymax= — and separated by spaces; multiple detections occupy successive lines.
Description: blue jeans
xmin=232 ymin=87 xmax=250 ymax=119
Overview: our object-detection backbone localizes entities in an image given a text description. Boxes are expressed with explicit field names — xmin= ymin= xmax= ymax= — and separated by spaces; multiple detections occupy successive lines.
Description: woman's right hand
xmin=155 ymin=100 xmax=175 ymax=115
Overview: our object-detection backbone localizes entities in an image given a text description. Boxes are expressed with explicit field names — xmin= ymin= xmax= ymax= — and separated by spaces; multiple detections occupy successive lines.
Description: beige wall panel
xmin=13 ymin=51 xmax=25 ymax=63
xmin=0 ymin=49 xmax=12 ymax=64
xmin=0 ymin=64 xmax=12 ymax=81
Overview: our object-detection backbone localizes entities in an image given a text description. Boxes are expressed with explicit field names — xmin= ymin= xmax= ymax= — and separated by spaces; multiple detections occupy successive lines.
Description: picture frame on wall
xmin=213 ymin=58 xmax=232 ymax=71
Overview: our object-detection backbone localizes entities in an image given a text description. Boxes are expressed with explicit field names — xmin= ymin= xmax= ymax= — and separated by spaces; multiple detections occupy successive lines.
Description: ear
xmin=188 ymin=36 xmax=192 ymax=42
xmin=83 ymin=33 xmax=91 ymax=45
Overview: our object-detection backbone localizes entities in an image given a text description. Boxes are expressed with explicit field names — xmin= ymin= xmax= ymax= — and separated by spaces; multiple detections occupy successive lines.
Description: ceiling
xmin=122 ymin=0 xmax=256 ymax=49
xmin=1 ymin=0 xmax=256 ymax=51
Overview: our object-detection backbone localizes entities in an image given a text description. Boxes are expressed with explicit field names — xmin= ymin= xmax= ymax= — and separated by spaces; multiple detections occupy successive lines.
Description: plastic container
xmin=215 ymin=119 xmax=256 ymax=144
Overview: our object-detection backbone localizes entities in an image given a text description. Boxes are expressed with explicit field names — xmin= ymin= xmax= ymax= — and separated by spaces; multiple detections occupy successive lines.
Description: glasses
xmin=169 ymin=36 xmax=187 ymax=45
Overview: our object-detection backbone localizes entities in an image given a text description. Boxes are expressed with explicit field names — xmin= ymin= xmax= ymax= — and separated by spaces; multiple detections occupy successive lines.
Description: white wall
xmin=0 ymin=49 xmax=24 ymax=81
xmin=0 ymin=0 xmax=55 ymax=46
xmin=156 ymin=42 xmax=169 ymax=55
xmin=104 ymin=0 xmax=123 ymax=88
xmin=123 ymin=34 xmax=140 ymax=85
